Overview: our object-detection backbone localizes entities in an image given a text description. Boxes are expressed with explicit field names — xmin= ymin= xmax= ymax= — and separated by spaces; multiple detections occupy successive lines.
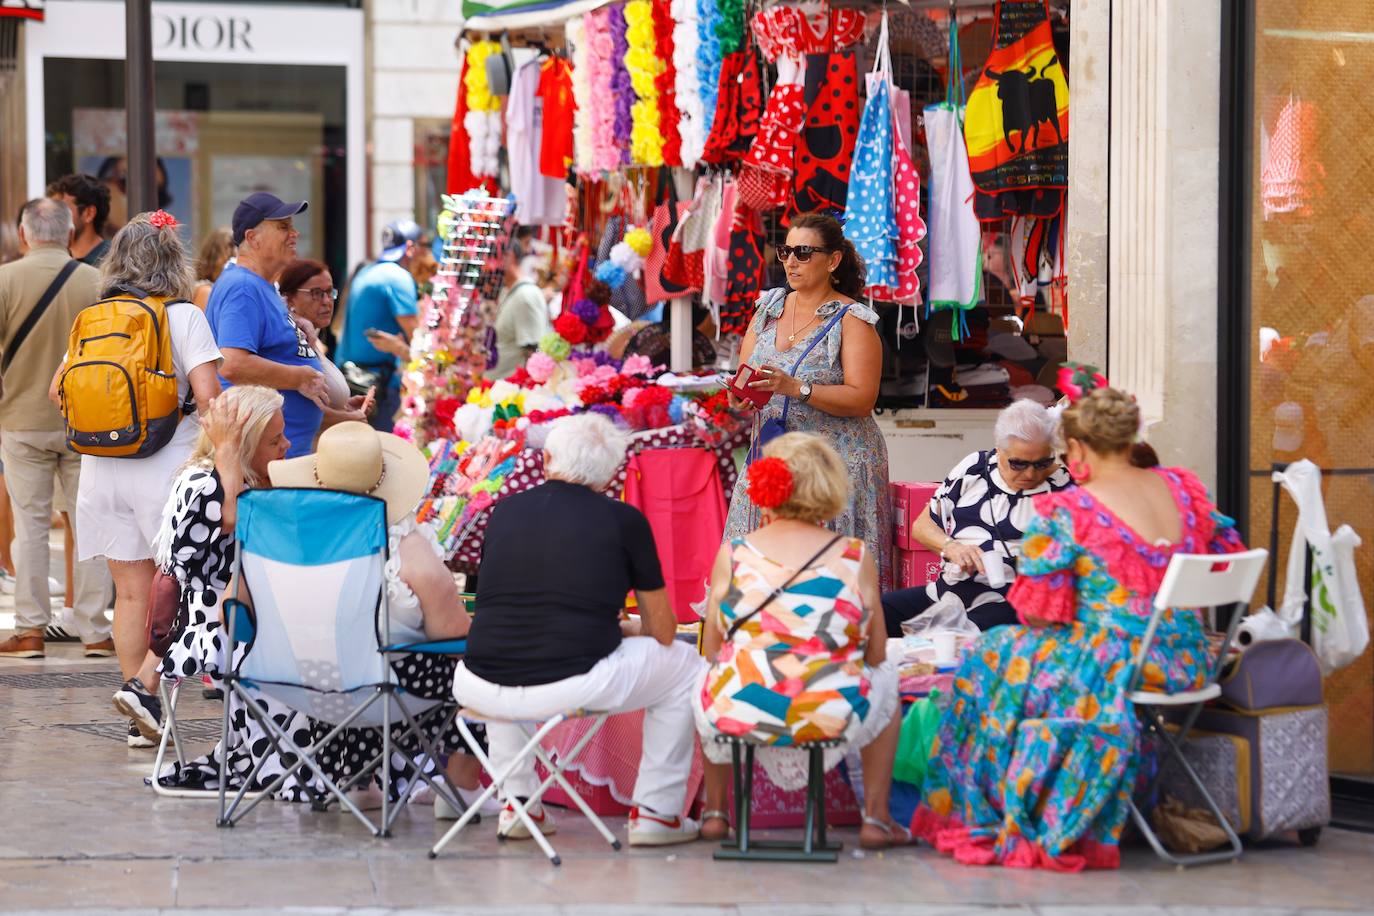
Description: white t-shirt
xmin=167 ymin=301 xmax=224 ymax=448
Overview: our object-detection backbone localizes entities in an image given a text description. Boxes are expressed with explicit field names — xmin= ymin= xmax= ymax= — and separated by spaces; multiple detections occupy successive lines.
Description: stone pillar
xmin=1067 ymin=0 xmax=1223 ymax=488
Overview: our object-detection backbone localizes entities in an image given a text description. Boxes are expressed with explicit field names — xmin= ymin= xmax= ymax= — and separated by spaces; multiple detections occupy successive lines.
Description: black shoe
xmin=203 ymin=687 xmax=224 ymax=701
xmin=112 ymin=678 xmax=163 ymax=743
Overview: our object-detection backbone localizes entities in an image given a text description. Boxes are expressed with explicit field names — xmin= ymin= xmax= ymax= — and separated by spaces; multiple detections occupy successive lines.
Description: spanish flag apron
xmin=963 ymin=0 xmax=1069 ymax=219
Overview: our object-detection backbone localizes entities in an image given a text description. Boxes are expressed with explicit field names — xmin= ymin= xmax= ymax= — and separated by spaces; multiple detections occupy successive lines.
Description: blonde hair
xmin=99 ymin=211 xmax=195 ymax=300
xmin=195 ymin=227 xmax=235 ymax=282
xmin=762 ymin=433 xmax=849 ymax=524
xmin=1059 ymin=387 xmax=1140 ymax=456
xmin=184 ymin=386 xmax=285 ymax=488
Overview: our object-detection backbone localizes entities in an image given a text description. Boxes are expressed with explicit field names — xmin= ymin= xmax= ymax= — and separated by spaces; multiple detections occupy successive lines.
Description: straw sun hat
xmin=267 ymin=421 xmax=429 ymax=525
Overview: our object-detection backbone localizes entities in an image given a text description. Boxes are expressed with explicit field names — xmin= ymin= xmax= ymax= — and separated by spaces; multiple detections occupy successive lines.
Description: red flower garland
xmin=652 ymin=0 xmax=683 ymax=167
xmin=553 ymin=311 xmax=589 ymax=345
xmin=747 ymin=457 xmax=793 ymax=509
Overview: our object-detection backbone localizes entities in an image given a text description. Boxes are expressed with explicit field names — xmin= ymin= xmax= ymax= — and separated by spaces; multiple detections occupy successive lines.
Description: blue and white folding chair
xmin=1128 ymin=548 xmax=1268 ymax=868
xmin=215 ymin=487 xmax=464 ymax=836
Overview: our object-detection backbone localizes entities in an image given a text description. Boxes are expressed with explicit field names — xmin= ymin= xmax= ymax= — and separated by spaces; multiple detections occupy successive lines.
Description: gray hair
xmin=994 ymin=399 xmax=1058 ymax=450
xmin=20 ymin=198 xmax=73 ymax=247
xmin=543 ymin=413 xmax=629 ymax=490
xmin=98 ymin=212 xmax=195 ymax=300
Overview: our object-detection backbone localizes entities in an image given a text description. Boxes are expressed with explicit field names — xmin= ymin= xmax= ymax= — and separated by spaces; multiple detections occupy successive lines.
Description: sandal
xmin=700 ymin=809 xmax=731 ymax=841
xmin=859 ymin=814 xmax=915 ymax=850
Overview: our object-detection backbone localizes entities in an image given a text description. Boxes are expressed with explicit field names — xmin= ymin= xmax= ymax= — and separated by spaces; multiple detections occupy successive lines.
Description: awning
xmin=462 ymin=0 xmax=611 ymax=32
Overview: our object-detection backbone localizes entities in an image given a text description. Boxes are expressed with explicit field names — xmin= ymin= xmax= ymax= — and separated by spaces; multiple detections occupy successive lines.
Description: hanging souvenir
xmin=608 ymin=5 xmax=636 ymax=164
xmin=585 ymin=9 xmax=621 ymax=172
xmin=664 ymin=174 xmax=718 ymax=292
xmin=789 ymin=9 xmax=867 ymax=219
xmin=1262 ymin=93 xmax=1326 ymax=220
xmin=701 ymin=48 xmax=763 ymax=166
xmin=844 ymin=11 xmax=899 ymax=298
xmin=925 ymin=16 xmax=983 ymax=336
xmin=652 ymin=0 xmax=684 ymax=167
xmin=963 ymin=0 xmax=1069 ymax=218
xmin=463 ymin=40 xmax=503 ymax=180
xmin=696 ymin=0 xmax=724 ymax=140
xmin=645 ymin=170 xmax=691 ymax=302
xmin=567 ymin=17 xmax=595 ymax=174
xmin=537 ymin=55 xmax=576 ymax=179
xmin=739 ymin=5 xmax=806 ymax=211
xmin=720 ymin=203 xmax=766 ymax=337
xmin=672 ymin=0 xmax=706 ymax=167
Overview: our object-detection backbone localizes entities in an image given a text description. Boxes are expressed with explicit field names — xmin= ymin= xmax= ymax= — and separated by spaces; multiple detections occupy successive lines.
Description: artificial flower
xmin=623 ymin=227 xmax=653 ymax=258
xmin=594 ymin=261 xmax=629 ymax=289
xmin=621 ymin=354 xmax=655 ymax=377
xmin=554 ymin=311 xmax=590 ymax=345
xmin=570 ymin=298 xmax=602 ymax=324
xmin=539 ymin=332 xmax=572 ymax=361
xmin=747 ymin=456 xmax=794 ymax=509
xmin=526 ymin=351 xmax=557 ymax=383
xmin=1056 ymin=362 xmax=1109 ymax=403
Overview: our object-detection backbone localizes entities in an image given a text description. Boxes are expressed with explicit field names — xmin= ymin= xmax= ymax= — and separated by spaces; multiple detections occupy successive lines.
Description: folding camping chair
xmin=1127 ymin=548 xmax=1268 ymax=868
xmin=429 ymin=709 xmax=621 ymax=865
xmin=711 ymin=735 xmax=844 ymax=863
xmin=213 ymin=487 xmax=465 ymax=837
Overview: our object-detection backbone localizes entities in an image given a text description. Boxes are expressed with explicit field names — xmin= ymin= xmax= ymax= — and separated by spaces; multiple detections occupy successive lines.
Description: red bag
xmin=644 ymin=171 xmax=691 ymax=302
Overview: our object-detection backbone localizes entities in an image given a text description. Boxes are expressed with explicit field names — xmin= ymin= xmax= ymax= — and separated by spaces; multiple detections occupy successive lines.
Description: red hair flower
xmin=148 ymin=210 xmax=179 ymax=230
xmin=1056 ymin=362 xmax=1108 ymax=403
xmin=553 ymin=311 xmax=589 ymax=346
xmin=747 ymin=457 xmax=794 ymax=509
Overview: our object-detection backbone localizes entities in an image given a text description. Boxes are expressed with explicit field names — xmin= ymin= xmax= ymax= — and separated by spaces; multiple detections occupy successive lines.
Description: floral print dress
xmin=910 ymin=467 xmax=1245 ymax=871
xmin=723 ymin=288 xmax=893 ymax=590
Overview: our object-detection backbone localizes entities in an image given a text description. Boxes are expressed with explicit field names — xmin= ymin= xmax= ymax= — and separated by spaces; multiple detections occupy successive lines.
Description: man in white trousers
xmin=454 ymin=413 xmax=704 ymax=847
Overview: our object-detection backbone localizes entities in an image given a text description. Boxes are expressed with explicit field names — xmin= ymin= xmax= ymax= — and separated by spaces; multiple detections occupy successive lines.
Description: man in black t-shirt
xmin=456 ymin=414 xmax=705 ymax=848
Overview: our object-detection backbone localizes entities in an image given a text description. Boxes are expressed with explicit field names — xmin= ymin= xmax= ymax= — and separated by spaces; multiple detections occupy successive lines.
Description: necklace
xmin=787 ymin=297 xmax=822 ymax=343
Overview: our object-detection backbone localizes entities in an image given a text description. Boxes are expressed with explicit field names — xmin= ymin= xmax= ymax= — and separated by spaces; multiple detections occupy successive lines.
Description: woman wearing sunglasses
xmin=722 ymin=212 xmax=893 ymax=590
xmin=881 ymin=399 xmax=1070 ymax=634
xmin=279 ymin=259 xmax=373 ymax=437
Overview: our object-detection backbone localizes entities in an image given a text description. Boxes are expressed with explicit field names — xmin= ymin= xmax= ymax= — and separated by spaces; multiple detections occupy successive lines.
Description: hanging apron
xmin=963 ymin=0 xmax=1069 ymax=219
xmin=790 ymin=31 xmax=861 ymax=219
xmin=844 ymin=11 xmax=899 ymax=298
xmin=701 ymin=49 xmax=764 ymax=166
xmin=924 ymin=15 xmax=983 ymax=337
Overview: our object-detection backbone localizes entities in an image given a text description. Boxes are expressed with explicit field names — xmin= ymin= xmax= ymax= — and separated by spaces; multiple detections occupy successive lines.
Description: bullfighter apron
xmin=964 ymin=0 xmax=1069 ymax=220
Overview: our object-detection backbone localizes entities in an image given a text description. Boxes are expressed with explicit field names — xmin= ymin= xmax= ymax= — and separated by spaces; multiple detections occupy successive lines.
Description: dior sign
xmin=154 ymin=13 xmax=253 ymax=52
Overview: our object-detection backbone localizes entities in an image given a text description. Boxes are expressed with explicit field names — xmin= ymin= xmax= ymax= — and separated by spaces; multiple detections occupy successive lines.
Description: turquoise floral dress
xmin=910 ymin=467 xmax=1245 ymax=871
xmin=723 ymin=288 xmax=894 ymax=590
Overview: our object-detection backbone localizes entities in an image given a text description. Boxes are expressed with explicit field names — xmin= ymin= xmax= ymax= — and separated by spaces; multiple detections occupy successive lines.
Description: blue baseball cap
xmin=379 ymin=219 xmax=422 ymax=262
xmin=232 ymin=192 xmax=308 ymax=245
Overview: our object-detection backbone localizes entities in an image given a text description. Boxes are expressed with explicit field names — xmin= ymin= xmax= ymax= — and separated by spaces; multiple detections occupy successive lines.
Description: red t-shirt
xmin=537 ymin=57 xmax=575 ymax=180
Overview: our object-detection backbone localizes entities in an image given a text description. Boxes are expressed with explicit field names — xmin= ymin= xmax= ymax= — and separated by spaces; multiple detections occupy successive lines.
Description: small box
xmin=896 ymin=547 xmax=942 ymax=591
xmin=890 ymin=481 xmax=939 ymax=551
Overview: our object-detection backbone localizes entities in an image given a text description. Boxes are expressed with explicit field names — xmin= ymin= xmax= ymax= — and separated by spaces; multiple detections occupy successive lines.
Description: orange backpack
xmin=59 ymin=290 xmax=192 ymax=458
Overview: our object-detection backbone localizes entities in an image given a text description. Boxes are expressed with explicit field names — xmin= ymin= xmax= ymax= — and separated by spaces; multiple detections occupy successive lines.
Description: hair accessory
xmin=148 ymin=210 xmax=179 ymax=230
xmin=747 ymin=456 xmax=794 ymax=509
xmin=1056 ymin=362 xmax=1108 ymax=403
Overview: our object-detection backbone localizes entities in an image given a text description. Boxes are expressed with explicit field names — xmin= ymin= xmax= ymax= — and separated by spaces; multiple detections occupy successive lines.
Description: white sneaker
xmin=497 ymin=800 xmax=557 ymax=839
xmin=435 ymin=785 xmax=502 ymax=820
xmin=126 ymin=722 xmax=155 ymax=749
xmin=0 ymin=570 xmax=14 ymax=594
xmin=44 ymin=607 xmax=80 ymax=642
xmin=628 ymin=807 xmax=700 ymax=847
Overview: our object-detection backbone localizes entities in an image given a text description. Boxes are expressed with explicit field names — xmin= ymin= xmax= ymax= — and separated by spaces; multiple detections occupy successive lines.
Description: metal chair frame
xmin=713 ymin=735 xmax=845 ymax=864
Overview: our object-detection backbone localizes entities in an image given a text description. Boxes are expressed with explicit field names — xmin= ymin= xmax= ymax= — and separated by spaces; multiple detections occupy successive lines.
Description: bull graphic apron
xmin=964 ymin=0 xmax=1069 ymax=219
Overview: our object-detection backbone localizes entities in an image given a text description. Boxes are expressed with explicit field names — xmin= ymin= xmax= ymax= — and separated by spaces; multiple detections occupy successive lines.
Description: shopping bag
xmin=644 ymin=171 xmax=689 ymax=303
xmin=892 ymin=691 xmax=942 ymax=787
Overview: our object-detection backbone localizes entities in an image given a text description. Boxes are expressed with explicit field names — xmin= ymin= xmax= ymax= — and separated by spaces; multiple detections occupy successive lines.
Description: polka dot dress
xmin=790 ymin=49 xmax=862 ymax=218
xmin=844 ymin=76 xmax=898 ymax=294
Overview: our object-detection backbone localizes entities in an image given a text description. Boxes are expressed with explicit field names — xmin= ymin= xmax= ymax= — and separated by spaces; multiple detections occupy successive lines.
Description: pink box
xmin=890 ymin=481 xmax=939 ymax=551
xmin=897 ymin=547 xmax=942 ymax=591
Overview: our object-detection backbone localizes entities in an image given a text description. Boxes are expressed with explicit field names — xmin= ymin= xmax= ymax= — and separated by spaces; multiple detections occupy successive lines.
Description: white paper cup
xmin=933 ymin=631 xmax=958 ymax=665
xmin=983 ymin=552 xmax=1007 ymax=589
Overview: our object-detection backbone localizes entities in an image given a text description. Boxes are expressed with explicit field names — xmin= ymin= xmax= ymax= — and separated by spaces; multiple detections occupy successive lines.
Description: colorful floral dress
xmin=723 ymin=288 xmax=893 ymax=590
xmin=911 ymin=467 xmax=1246 ymax=871
xmin=695 ymin=536 xmax=898 ymax=789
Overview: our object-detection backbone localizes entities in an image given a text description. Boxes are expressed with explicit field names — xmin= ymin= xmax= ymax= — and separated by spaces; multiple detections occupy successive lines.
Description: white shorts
xmin=76 ymin=429 xmax=197 ymax=563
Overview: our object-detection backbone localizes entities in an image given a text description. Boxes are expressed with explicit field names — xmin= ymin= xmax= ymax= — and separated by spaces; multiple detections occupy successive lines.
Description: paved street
xmin=1 ymin=591 xmax=1372 ymax=914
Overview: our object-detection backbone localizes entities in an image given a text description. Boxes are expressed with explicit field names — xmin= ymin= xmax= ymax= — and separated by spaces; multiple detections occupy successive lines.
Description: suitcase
xmin=1162 ymin=638 xmax=1330 ymax=844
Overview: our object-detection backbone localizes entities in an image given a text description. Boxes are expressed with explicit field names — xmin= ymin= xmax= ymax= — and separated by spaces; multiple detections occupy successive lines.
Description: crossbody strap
xmin=3 ymin=259 xmax=79 ymax=374
xmin=778 ymin=302 xmax=851 ymax=428
xmin=725 ymin=535 xmax=843 ymax=641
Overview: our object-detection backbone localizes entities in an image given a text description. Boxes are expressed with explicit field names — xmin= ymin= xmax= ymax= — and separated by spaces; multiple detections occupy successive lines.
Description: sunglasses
xmin=776 ymin=244 xmax=831 ymax=263
xmin=1005 ymin=456 xmax=1057 ymax=472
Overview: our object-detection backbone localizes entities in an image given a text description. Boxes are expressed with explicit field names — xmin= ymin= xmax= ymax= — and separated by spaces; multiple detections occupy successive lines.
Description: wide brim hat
xmin=268 ymin=421 xmax=428 ymax=526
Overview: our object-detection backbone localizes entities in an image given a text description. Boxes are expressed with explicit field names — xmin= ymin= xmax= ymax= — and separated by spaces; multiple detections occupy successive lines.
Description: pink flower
xmin=621 ymin=387 xmax=645 ymax=409
xmin=573 ymin=358 xmax=599 ymax=378
xmin=622 ymin=354 xmax=654 ymax=377
xmin=526 ymin=351 xmax=557 ymax=384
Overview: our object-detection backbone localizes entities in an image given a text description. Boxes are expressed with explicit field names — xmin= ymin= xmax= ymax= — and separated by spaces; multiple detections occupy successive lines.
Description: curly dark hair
xmin=46 ymin=173 xmax=111 ymax=236
xmin=787 ymin=211 xmax=866 ymax=299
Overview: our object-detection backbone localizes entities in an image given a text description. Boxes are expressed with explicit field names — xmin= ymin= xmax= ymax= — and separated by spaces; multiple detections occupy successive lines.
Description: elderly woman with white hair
xmin=455 ymin=413 xmax=706 ymax=847
xmin=882 ymin=398 xmax=1071 ymax=635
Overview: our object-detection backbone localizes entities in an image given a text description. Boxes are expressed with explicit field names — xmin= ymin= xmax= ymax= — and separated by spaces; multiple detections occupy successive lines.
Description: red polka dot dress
xmin=788 ymin=9 xmax=868 ymax=219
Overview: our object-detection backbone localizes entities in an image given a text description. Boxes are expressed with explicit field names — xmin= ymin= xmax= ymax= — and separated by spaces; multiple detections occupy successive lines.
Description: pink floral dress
xmin=911 ymin=467 xmax=1246 ymax=871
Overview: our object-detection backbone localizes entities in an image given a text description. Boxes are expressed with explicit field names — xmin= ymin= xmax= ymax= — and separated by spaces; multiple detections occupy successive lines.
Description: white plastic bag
xmin=1273 ymin=460 xmax=1371 ymax=675
xmin=900 ymin=592 xmax=981 ymax=638
xmin=1235 ymin=605 xmax=1296 ymax=648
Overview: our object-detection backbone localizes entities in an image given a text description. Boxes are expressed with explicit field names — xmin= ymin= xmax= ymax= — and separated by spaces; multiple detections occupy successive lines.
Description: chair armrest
xmin=381 ymin=638 xmax=467 ymax=655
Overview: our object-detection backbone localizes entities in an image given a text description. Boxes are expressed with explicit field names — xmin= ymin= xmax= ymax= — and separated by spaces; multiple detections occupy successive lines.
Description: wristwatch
xmin=798 ymin=382 xmax=814 ymax=402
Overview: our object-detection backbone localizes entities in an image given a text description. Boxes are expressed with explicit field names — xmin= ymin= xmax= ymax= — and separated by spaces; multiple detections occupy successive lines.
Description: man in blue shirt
xmin=335 ymin=220 xmax=422 ymax=432
xmin=206 ymin=192 xmax=327 ymax=458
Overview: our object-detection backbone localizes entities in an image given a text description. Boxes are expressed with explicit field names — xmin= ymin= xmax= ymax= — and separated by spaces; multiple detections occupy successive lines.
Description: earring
xmin=1069 ymin=459 xmax=1092 ymax=482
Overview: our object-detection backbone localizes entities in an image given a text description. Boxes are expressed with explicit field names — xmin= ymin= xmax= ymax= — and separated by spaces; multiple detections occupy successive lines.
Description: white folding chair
xmin=1127 ymin=548 xmax=1268 ymax=868
xmin=214 ymin=487 xmax=464 ymax=837
xmin=429 ymin=709 xmax=621 ymax=865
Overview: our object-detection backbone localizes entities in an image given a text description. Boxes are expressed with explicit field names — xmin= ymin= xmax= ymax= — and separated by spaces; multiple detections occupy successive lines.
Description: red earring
xmin=1069 ymin=459 xmax=1092 ymax=482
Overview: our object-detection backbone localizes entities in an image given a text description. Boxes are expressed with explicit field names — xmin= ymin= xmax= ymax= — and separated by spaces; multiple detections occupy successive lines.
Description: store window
xmin=42 ymin=57 xmax=349 ymax=280
xmin=1245 ymin=2 xmax=1374 ymax=776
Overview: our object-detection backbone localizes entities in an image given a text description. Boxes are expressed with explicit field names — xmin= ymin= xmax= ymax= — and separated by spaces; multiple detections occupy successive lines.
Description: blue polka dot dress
xmin=844 ymin=75 xmax=898 ymax=294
